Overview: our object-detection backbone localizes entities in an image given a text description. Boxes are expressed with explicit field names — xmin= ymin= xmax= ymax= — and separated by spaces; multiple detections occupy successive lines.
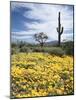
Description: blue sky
xmin=11 ymin=2 xmax=74 ymax=43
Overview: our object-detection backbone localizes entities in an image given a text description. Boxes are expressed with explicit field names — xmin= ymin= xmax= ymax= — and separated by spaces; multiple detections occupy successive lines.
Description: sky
xmin=11 ymin=2 xmax=74 ymax=43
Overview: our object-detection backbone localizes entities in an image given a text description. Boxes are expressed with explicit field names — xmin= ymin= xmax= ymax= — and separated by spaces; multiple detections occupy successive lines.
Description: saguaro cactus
xmin=57 ymin=12 xmax=64 ymax=46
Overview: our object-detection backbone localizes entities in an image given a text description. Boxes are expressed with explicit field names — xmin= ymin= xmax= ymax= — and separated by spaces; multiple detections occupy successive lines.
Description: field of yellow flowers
xmin=11 ymin=53 xmax=74 ymax=98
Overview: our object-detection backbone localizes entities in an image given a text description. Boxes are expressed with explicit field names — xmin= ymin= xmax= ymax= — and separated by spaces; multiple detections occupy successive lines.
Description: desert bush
xmin=44 ymin=47 xmax=65 ymax=56
xmin=32 ymin=47 xmax=44 ymax=52
xmin=20 ymin=46 xmax=32 ymax=53
xmin=61 ymin=41 xmax=74 ymax=56
xmin=32 ymin=47 xmax=65 ymax=56
xmin=11 ymin=47 xmax=20 ymax=55
xmin=20 ymin=46 xmax=29 ymax=52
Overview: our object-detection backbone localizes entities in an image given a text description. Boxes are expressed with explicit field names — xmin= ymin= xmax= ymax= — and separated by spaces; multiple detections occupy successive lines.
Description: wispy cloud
xmin=11 ymin=2 xmax=74 ymax=42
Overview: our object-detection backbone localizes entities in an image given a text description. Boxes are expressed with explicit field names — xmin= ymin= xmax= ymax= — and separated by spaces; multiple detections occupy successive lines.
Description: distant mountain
xmin=45 ymin=40 xmax=58 ymax=46
xmin=45 ymin=40 xmax=74 ymax=46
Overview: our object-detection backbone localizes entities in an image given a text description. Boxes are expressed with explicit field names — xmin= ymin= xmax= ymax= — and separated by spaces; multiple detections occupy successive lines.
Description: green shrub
xmin=44 ymin=47 xmax=65 ymax=56
xmin=20 ymin=46 xmax=32 ymax=53
xmin=33 ymin=47 xmax=44 ymax=52
xmin=32 ymin=47 xmax=65 ymax=56
xmin=61 ymin=41 xmax=74 ymax=56
xmin=11 ymin=47 xmax=20 ymax=55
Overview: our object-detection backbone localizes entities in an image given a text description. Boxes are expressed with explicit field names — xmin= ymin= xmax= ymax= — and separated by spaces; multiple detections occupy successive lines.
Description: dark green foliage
xmin=11 ymin=47 xmax=20 ymax=55
xmin=33 ymin=47 xmax=65 ymax=56
xmin=32 ymin=47 xmax=44 ymax=52
xmin=11 ymin=42 xmax=17 ymax=48
xmin=46 ymin=47 xmax=65 ymax=56
xmin=44 ymin=47 xmax=65 ymax=56
xmin=56 ymin=12 xmax=64 ymax=46
xmin=20 ymin=46 xmax=31 ymax=52
xmin=61 ymin=41 xmax=74 ymax=56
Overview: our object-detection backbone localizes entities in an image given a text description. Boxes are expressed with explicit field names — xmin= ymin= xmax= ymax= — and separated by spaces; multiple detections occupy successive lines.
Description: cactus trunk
xmin=58 ymin=33 xmax=61 ymax=46
xmin=56 ymin=12 xmax=64 ymax=46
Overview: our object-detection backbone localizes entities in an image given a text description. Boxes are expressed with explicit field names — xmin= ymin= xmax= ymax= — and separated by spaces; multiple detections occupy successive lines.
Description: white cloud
xmin=11 ymin=2 xmax=74 ymax=42
xmin=62 ymin=33 xmax=73 ymax=41
xmin=11 ymin=2 xmax=38 ymax=11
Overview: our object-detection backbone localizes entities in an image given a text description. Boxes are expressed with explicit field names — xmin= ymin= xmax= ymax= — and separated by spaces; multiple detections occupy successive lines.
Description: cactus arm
xmin=57 ymin=27 xmax=59 ymax=33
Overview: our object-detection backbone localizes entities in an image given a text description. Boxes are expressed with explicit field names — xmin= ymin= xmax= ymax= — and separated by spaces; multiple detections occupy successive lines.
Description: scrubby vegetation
xmin=11 ymin=41 xmax=74 ymax=56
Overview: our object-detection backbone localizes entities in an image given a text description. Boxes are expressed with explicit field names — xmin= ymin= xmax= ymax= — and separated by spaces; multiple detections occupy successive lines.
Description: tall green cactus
xmin=57 ymin=12 xmax=64 ymax=46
